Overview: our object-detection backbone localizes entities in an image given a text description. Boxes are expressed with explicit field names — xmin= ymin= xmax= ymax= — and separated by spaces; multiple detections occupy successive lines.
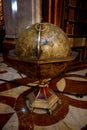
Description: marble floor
xmin=0 ymin=53 xmax=87 ymax=130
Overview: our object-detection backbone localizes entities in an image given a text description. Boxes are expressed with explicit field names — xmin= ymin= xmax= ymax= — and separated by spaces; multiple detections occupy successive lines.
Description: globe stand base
xmin=26 ymin=81 xmax=61 ymax=114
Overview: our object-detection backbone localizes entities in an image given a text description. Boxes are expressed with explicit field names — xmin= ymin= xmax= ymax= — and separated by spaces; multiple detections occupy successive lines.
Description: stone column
xmin=3 ymin=0 xmax=42 ymax=38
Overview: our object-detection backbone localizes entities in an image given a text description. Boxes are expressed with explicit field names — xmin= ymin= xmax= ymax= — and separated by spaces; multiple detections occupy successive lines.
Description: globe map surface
xmin=15 ymin=23 xmax=71 ymax=60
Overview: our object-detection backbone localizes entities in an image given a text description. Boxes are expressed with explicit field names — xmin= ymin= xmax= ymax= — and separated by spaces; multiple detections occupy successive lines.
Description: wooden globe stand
xmin=8 ymin=50 xmax=77 ymax=114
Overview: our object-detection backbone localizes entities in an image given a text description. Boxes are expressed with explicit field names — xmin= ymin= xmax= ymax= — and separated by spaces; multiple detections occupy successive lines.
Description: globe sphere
xmin=15 ymin=23 xmax=71 ymax=60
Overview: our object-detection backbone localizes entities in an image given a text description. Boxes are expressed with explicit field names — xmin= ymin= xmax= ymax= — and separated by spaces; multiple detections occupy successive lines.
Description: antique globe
xmin=8 ymin=23 xmax=77 ymax=113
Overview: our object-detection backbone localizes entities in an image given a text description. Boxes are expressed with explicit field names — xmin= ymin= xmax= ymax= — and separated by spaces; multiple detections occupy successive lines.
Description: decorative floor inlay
xmin=0 ymin=56 xmax=87 ymax=130
xmin=0 ymin=86 xmax=30 ymax=98
xmin=2 ymin=113 xmax=18 ymax=130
